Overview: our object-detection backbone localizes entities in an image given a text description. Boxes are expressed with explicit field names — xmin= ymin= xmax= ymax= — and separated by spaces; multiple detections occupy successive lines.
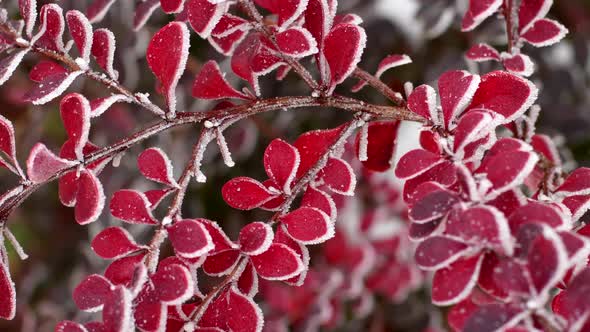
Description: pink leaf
xmin=192 ymin=60 xmax=250 ymax=100
xmin=501 ymin=53 xmax=534 ymax=77
xmin=432 ymin=254 xmax=485 ymax=305
xmin=465 ymin=43 xmax=500 ymax=62
xmin=0 ymin=50 xmax=29 ymax=86
xmin=186 ymin=0 xmax=228 ymax=38
xmin=109 ymin=190 xmax=158 ymax=225
xmin=29 ymin=61 xmax=67 ymax=83
xmin=395 ymin=149 xmax=443 ymax=180
xmin=461 ymin=0 xmax=503 ymax=31
xmin=60 ymin=93 xmax=91 ymax=160
xmin=87 ymin=0 xmax=117 ymax=23
xmin=324 ymin=23 xmax=366 ymax=93
xmin=250 ymin=243 xmax=304 ymax=280
xmin=137 ymin=147 xmax=178 ymax=187
xmin=91 ymin=29 xmax=118 ymax=80
xmin=160 ymin=0 xmax=185 ymax=13
xmin=254 ymin=0 xmax=309 ymax=31
xmin=439 ymin=70 xmax=480 ymax=129
xmin=521 ymin=18 xmax=568 ymax=47
xmin=407 ymin=85 xmax=438 ymax=122
xmin=91 ymin=227 xmax=141 ymax=259
xmin=34 ymin=4 xmax=65 ymax=52
xmin=25 ymin=71 xmax=83 ymax=105
xmin=280 ymin=207 xmax=333 ymax=245
xmin=409 ymin=189 xmax=459 ymax=223
xmin=264 ymin=139 xmax=300 ymax=194
xmin=147 ymin=22 xmax=190 ymax=115
xmin=102 ymin=286 xmax=133 ymax=332
xmin=317 ymin=157 xmax=356 ymax=195
xmin=27 ymin=143 xmax=77 ymax=183
xmin=167 ymin=219 xmax=214 ymax=258
xmin=238 ymin=222 xmax=274 ymax=256
xmin=75 ymin=170 xmax=105 ymax=225
xmin=355 ymin=121 xmax=400 ymax=172
xmin=468 ymin=71 xmax=538 ymax=122
xmin=73 ymin=274 xmax=112 ymax=312
xmin=19 ymin=0 xmax=37 ymax=37
xmin=133 ymin=0 xmax=160 ymax=31
xmin=222 ymin=177 xmax=277 ymax=210
xmin=152 ymin=263 xmax=194 ymax=305
xmin=66 ymin=10 xmax=93 ymax=62
xmin=301 ymin=186 xmax=336 ymax=221
xmin=0 ymin=262 xmax=15 ymax=320
xmin=415 ymin=236 xmax=469 ymax=270
xmin=275 ymin=26 xmax=318 ymax=58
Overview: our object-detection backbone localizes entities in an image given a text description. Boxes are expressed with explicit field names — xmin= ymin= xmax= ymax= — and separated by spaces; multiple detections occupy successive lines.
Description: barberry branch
xmin=352 ymin=68 xmax=405 ymax=106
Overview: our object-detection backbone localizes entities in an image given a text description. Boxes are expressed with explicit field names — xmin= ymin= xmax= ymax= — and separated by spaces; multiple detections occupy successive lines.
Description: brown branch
xmin=504 ymin=0 xmax=522 ymax=52
xmin=352 ymin=68 xmax=406 ymax=106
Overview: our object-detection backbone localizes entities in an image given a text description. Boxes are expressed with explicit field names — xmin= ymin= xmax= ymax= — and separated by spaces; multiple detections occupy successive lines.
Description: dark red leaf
xmin=167 ymin=219 xmax=214 ymax=258
xmin=238 ymin=222 xmax=273 ymax=255
xmin=109 ymin=190 xmax=158 ymax=225
xmin=280 ymin=207 xmax=333 ymax=244
xmin=192 ymin=60 xmax=250 ymax=100
xmin=323 ymin=23 xmax=366 ymax=93
xmin=264 ymin=139 xmax=300 ymax=194
xmin=66 ymin=10 xmax=93 ymax=61
xmin=222 ymin=177 xmax=277 ymax=210
xmin=91 ymin=227 xmax=141 ymax=259
xmin=137 ymin=147 xmax=178 ymax=187
xmin=0 ymin=262 xmax=15 ymax=320
xmin=73 ymin=274 xmax=112 ymax=312
xmin=432 ymin=254 xmax=485 ymax=305
xmin=250 ymin=243 xmax=303 ymax=280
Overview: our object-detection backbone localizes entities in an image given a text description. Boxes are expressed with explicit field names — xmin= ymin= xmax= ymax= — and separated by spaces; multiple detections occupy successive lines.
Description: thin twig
xmin=352 ymin=68 xmax=406 ymax=106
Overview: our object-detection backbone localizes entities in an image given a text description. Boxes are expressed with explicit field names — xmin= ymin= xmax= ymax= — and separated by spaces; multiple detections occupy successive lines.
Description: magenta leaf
xmin=317 ymin=157 xmax=356 ymax=195
xmin=438 ymin=70 xmax=480 ymax=129
xmin=324 ymin=23 xmax=366 ymax=93
xmin=250 ymin=243 xmax=304 ymax=280
xmin=75 ymin=170 xmax=105 ymax=225
xmin=264 ymin=139 xmax=300 ymax=194
xmin=91 ymin=227 xmax=141 ymax=259
xmin=27 ymin=143 xmax=77 ymax=183
xmin=25 ymin=71 xmax=83 ymax=105
xmin=73 ymin=274 xmax=112 ymax=312
xmin=0 ymin=262 xmax=15 ymax=320
xmin=432 ymin=253 xmax=485 ymax=305
xmin=521 ymin=18 xmax=568 ymax=47
xmin=192 ymin=60 xmax=250 ymax=100
xmin=238 ymin=222 xmax=274 ymax=255
xmin=275 ymin=27 xmax=318 ymax=58
xmin=137 ymin=147 xmax=178 ymax=187
xmin=152 ymin=263 xmax=194 ymax=305
xmin=60 ymin=93 xmax=91 ymax=160
xmin=222 ymin=177 xmax=277 ymax=210
xmin=407 ymin=85 xmax=438 ymax=122
xmin=91 ymin=29 xmax=118 ymax=80
xmin=66 ymin=10 xmax=93 ymax=62
xmin=102 ymin=286 xmax=133 ymax=332
xmin=186 ymin=0 xmax=228 ymax=38
xmin=280 ymin=206 xmax=333 ymax=245
xmin=19 ymin=0 xmax=37 ymax=37
xmin=415 ymin=236 xmax=469 ymax=270
xmin=109 ymin=189 xmax=158 ymax=225
xmin=466 ymin=43 xmax=500 ymax=62
xmin=33 ymin=4 xmax=65 ymax=52
xmin=29 ymin=61 xmax=68 ymax=83
xmin=87 ymin=0 xmax=117 ymax=23
xmin=167 ymin=219 xmax=214 ymax=258
xmin=461 ymin=0 xmax=503 ymax=31
xmin=147 ymin=21 xmax=190 ymax=116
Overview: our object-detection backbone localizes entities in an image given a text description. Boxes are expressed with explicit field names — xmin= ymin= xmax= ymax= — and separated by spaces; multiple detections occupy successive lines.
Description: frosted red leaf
xmin=354 ymin=121 xmax=400 ymax=172
xmin=91 ymin=29 xmax=118 ymax=80
xmin=0 ymin=262 xmax=15 ymax=320
xmin=275 ymin=27 xmax=318 ymax=58
xmin=73 ymin=274 xmax=112 ymax=312
xmin=89 ymin=95 xmax=131 ymax=117
xmin=250 ymin=243 xmax=304 ymax=280
xmin=519 ymin=0 xmax=553 ymax=32
xmin=211 ymin=14 xmax=250 ymax=37
xmin=87 ymin=0 xmax=117 ymax=23
xmin=562 ymin=194 xmax=590 ymax=222
xmin=431 ymin=253 xmax=485 ymax=305
xmin=26 ymin=143 xmax=77 ymax=183
xmin=137 ymin=147 xmax=178 ymax=187
xmin=19 ymin=0 xmax=37 ymax=37
xmin=222 ymin=177 xmax=277 ymax=210
xmin=25 ymin=71 xmax=83 ymax=105
xmin=415 ymin=236 xmax=469 ymax=270
xmin=102 ymin=286 xmax=133 ymax=332
xmin=552 ymin=268 xmax=590 ymax=328
xmin=323 ymin=23 xmax=366 ymax=93
xmin=60 ymin=93 xmax=91 ymax=160
xmin=447 ymin=206 xmax=513 ymax=254
xmin=133 ymin=286 xmax=165 ymax=332
xmin=334 ymin=13 xmax=363 ymax=26
xmin=264 ymin=139 xmax=300 ymax=194
xmin=280 ymin=206 xmax=333 ymax=244
xmin=186 ymin=0 xmax=227 ymax=38
xmin=254 ymin=0 xmax=309 ymax=31
xmin=508 ymin=201 xmax=570 ymax=233
xmin=317 ymin=157 xmax=355 ymax=195
xmin=91 ymin=227 xmax=141 ymax=259
xmin=304 ymin=0 xmax=333 ymax=80
xmin=465 ymin=43 xmax=500 ymax=62
xmin=83 ymin=322 xmax=108 ymax=332
xmin=147 ymin=22 xmax=189 ymax=116
xmin=55 ymin=321 xmax=88 ymax=332
xmin=301 ymin=186 xmax=336 ymax=220
xmin=160 ymin=0 xmax=185 ymax=14
xmin=200 ymin=287 xmax=263 ymax=332
xmin=237 ymin=262 xmax=259 ymax=297
xmin=502 ymin=53 xmax=534 ymax=77
xmin=531 ymin=134 xmax=561 ymax=165
xmin=463 ymin=304 xmax=522 ymax=332
xmin=556 ymin=167 xmax=590 ymax=196
xmin=203 ymin=249 xmax=240 ymax=276
xmin=438 ymin=70 xmax=480 ymax=129
xmin=109 ymin=189 xmax=158 ymax=225
xmin=521 ymin=18 xmax=568 ymax=47
xmin=104 ymin=253 xmax=146 ymax=286
xmin=352 ymin=54 xmax=411 ymax=92
xmin=209 ymin=28 xmax=248 ymax=56
xmin=410 ymin=189 xmax=459 ymax=223
xmin=294 ymin=125 xmax=343 ymax=178
xmin=29 ymin=61 xmax=67 ymax=83
xmin=152 ymin=263 xmax=193 ymax=304
xmin=453 ymin=109 xmax=497 ymax=158
xmin=407 ymin=85 xmax=438 ymax=122
xmin=167 ymin=219 xmax=214 ymax=258
xmin=395 ymin=149 xmax=443 ymax=180
xmin=0 ymin=115 xmax=18 ymax=171
xmin=133 ymin=0 xmax=160 ymax=31
xmin=66 ymin=10 xmax=93 ymax=62
xmin=481 ymin=150 xmax=538 ymax=198
xmin=527 ymin=227 xmax=568 ymax=295
xmin=238 ymin=222 xmax=274 ymax=255
xmin=200 ymin=219 xmax=237 ymax=251
xmin=75 ymin=170 xmax=105 ymax=225
xmin=468 ymin=71 xmax=538 ymax=123
xmin=192 ymin=61 xmax=250 ymax=100
xmin=34 ymin=4 xmax=65 ymax=52
xmin=461 ymin=0 xmax=503 ymax=31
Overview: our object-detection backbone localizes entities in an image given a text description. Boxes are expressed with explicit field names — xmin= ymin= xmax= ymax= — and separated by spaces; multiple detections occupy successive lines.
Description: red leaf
xmin=415 ymin=236 xmax=469 ymax=270
xmin=317 ymin=157 xmax=356 ymax=195
xmin=147 ymin=22 xmax=190 ymax=115
xmin=66 ymin=10 xmax=93 ymax=62
xmin=453 ymin=109 xmax=497 ymax=159
xmin=324 ymin=23 xmax=366 ymax=93
xmin=294 ymin=125 xmax=344 ymax=178
xmin=0 ymin=262 xmax=15 ymax=320
xmin=212 ymin=14 xmax=250 ymax=37
xmin=238 ymin=222 xmax=274 ymax=255
xmin=152 ymin=263 xmax=194 ymax=304
xmin=264 ymin=139 xmax=300 ymax=193
xmin=200 ymin=219 xmax=237 ymax=252
xmin=465 ymin=43 xmax=500 ymax=62
xmin=461 ymin=0 xmax=503 ymax=31
xmin=395 ymin=149 xmax=443 ymax=180
xmin=407 ymin=85 xmax=438 ymax=122
xmin=438 ymin=70 xmax=480 ymax=129
xmin=468 ymin=71 xmax=538 ymax=123
xmin=186 ymin=0 xmax=228 ymax=38
xmin=104 ymin=253 xmax=146 ymax=287
xmin=60 ymin=93 xmax=91 ymax=160
xmin=481 ymin=151 xmax=538 ymax=198
xmin=133 ymin=0 xmax=160 ymax=31
xmin=237 ymin=262 xmax=259 ymax=297
xmin=89 ymin=95 xmax=130 ymax=117
xmin=209 ymin=28 xmax=248 ymax=56
xmin=463 ymin=304 xmax=522 ymax=332
xmin=250 ymin=243 xmax=304 ymax=280
xmin=192 ymin=60 xmax=250 ymax=100
xmin=160 ymin=0 xmax=185 ymax=14
xmin=526 ymin=226 xmax=568 ymax=295
xmin=27 ymin=143 xmax=77 ymax=183
xmin=55 ymin=321 xmax=88 ymax=332
xmin=91 ymin=29 xmax=118 ymax=80
xmin=167 ymin=219 xmax=214 ymax=258
xmin=29 ymin=61 xmax=67 ymax=83
xmin=301 ymin=186 xmax=336 ymax=221
xmin=518 ymin=0 xmax=553 ymax=32
xmin=409 ymin=189 xmax=459 ymax=223
xmin=509 ymin=201 xmax=570 ymax=233
xmin=200 ymin=287 xmax=264 ymax=332
xmin=375 ymin=54 xmax=412 ymax=78
xmin=133 ymin=286 xmax=165 ymax=332
xmin=501 ymin=53 xmax=534 ymax=77
xmin=25 ymin=71 xmax=83 ymax=105
xmin=19 ymin=0 xmax=37 ymax=37
xmin=0 ymin=115 xmax=18 ymax=170
xmin=556 ymin=167 xmax=590 ymax=196
xmin=0 ymin=50 xmax=28 ymax=86
xmin=280 ymin=206 xmax=333 ymax=244
xmin=275 ymin=27 xmax=318 ymax=58
xmin=432 ymin=254 xmax=485 ymax=305
xmin=87 ymin=0 xmax=117 ymax=23
xmin=255 ymin=0 xmax=308 ymax=31
xmin=137 ymin=147 xmax=178 ymax=187
xmin=222 ymin=177 xmax=277 ymax=210
xmin=203 ymin=249 xmax=240 ymax=276
xmin=109 ymin=190 xmax=158 ymax=225
xmin=531 ymin=134 xmax=561 ymax=165
xmin=521 ymin=18 xmax=568 ymax=47
xmin=75 ymin=170 xmax=105 ymax=225
xmin=73 ymin=274 xmax=112 ymax=312
xmin=34 ymin=4 xmax=65 ymax=52
xmin=91 ymin=227 xmax=141 ymax=259
xmin=102 ymin=286 xmax=133 ymax=332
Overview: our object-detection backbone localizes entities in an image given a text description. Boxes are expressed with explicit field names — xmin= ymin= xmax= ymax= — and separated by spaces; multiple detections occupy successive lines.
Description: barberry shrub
xmin=0 ymin=0 xmax=587 ymax=331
